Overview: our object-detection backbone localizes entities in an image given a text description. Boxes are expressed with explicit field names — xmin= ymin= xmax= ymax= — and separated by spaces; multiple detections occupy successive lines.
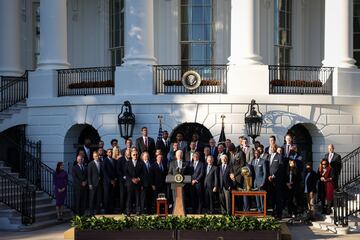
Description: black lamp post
xmin=118 ymin=101 xmax=135 ymax=140
xmin=244 ymin=99 xmax=263 ymax=144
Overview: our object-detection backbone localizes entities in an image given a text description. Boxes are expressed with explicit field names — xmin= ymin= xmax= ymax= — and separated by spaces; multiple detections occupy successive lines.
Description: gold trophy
xmin=241 ymin=166 xmax=252 ymax=191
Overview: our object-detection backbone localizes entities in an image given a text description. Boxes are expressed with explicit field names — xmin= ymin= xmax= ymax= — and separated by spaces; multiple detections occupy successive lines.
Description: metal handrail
xmin=0 ymin=71 xmax=28 ymax=112
xmin=0 ymin=168 xmax=36 ymax=224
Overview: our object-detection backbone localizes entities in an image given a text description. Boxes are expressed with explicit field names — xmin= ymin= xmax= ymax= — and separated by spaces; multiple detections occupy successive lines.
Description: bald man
xmin=324 ymin=144 xmax=342 ymax=189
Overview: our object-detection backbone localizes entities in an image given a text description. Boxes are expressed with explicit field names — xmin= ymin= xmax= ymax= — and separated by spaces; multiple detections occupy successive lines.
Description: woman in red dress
xmin=318 ymin=159 xmax=335 ymax=214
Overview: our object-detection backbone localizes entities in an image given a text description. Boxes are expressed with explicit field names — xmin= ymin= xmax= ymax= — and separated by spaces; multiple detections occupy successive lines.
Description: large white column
xmin=322 ymin=0 xmax=356 ymax=68
xmin=228 ymin=0 xmax=262 ymax=65
xmin=37 ymin=0 xmax=69 ymax=70
xmin=0 ymin=0 xmax=23 ymax=76
xmin=123 ymin=0 xmax=156 ymax=65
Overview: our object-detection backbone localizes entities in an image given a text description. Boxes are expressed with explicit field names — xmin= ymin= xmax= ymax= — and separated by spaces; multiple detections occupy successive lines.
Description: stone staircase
xmin=0 ymin=160 xmax=73 ymax=231
xmin=312 ymin=213 xmax=360 ymax=235
xmin=0 ymin=101 xmax=27 ymax=133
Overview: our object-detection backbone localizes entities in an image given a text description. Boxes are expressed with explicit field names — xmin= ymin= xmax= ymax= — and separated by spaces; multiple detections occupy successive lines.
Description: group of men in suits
xmin=71 ymin=129 xmax=341 ymax=219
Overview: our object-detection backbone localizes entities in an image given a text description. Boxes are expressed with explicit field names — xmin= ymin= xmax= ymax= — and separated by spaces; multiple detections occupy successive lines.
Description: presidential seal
xmin=181 ymin=70 xmax=201 ymax=90
xmin=174 ymin=173 xmax=184 ymax=183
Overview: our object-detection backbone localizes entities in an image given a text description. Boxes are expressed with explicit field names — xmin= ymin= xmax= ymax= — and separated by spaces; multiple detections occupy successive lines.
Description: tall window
xmin=109 ymin=0 xmax=124 ymax=66
xmin=274 ymin=0 xmax=292 ymax=65
xmin=354 ymin=0 xmax=360 ymax=68
xmin=180 ymin=0 xmax=214 ymax=65
xmin=33 ymin=2 xmax=40 ymax=67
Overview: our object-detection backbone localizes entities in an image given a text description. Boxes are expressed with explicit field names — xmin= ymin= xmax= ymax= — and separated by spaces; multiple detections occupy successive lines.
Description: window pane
xmin=181 ymin=6 xmax=190 ymax=23
xmin=192 ymin=7 xmax=204 ymax=23
xmin=354 ymin=33 xmax=360 ymax=49
xmin=354 ymin=51 xmax=360 ymax=67
xmin=354 ymin=17 xmax=360 ymax=33
xmin=192 ymin=25 xmax=205 ymax=40
xmin=181 ymin=24 xmax=190 ymax=41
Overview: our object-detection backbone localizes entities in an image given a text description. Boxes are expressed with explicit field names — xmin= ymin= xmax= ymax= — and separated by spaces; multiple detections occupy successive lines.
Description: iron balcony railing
xmin=0 ymin=168 xmax=36 ymax=224
xmin=268 ymin=65 xmax=333 ymax=94
xmin=154 ymin=65 xmax=228 ymax=94
xmin=57 ymin=66 xmax=115 ymax=96
xmin=0 ymin=71 xmax=28 ymax=112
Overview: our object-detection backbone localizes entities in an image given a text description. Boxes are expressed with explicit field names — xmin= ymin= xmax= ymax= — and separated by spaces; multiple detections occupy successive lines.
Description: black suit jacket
xmin=304 ymin=170 xmax=317 ymax=193
xmin=72 ymin=164 xmax=87 ymax=189
xmin=168 ymin=159 xmax=189 ymax=175
xmin=156 ymin=139 xmax=171 ymax=157
xmin=150 ymin=162 xmax=167 ymax=189
xmin=103 ymin=157 xmax=116 ymax=184
xmin=136 ymin=136 xmax=156 ymax=159
xmin=142 ymin=161 xmax=152 ymax=188
xmin=269 ymin=153 xmax=284 ymax=182
xmin=87 ymin=160 xmax=103 ymax=187
xmin=324 ymin=152 xmax=342 ymax=175
xmin=77 ymin=146 xmax=93 ymax=165
xmin=190 ymin=161 xmax=205 ymax=183
xmin=204 ymin=165 xmax=218 ymax=189
xmin=124 ymin=160 xmax=145 ymax=188
xmin=219 ymin=164 xmax=232 ymax=190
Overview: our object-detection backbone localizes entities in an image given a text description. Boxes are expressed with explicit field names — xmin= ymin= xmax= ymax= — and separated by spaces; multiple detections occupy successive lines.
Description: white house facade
xmin=0 ymin=0 xmax=360 ymax=173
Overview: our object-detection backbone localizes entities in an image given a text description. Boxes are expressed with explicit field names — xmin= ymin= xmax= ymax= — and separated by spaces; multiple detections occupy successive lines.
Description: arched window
xmin=274 ymin=0 xmax=292 ymax=65
xmin=180 ymin=0 xmax=214 ymax=65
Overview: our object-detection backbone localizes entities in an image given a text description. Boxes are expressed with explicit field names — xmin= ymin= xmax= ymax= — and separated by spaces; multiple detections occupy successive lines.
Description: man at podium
xmin=167 ymin=150 xmax=190 ymax=215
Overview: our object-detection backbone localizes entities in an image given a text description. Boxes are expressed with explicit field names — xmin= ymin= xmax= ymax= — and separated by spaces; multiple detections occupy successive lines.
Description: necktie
xmin=144 ymin=137 xmax=148 ymax=147
xmin=207 ymin=165 xmax=211 ymax=175
xmin=329 ymin=153 xmax=333 ymax=163
xmin=222 ymin=165 xmax=225 ymax=175
xmin=160 ymin=164 xmax=163 ymax=172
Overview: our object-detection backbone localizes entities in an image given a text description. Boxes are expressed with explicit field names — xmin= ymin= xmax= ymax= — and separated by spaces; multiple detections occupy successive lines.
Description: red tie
xmin=144 ymin=137 xmax=148 ymax=148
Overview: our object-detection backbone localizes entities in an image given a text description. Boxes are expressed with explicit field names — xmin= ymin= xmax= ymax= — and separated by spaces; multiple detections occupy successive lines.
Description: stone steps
xmin=0 ymin=160 xmax=74 ymax=231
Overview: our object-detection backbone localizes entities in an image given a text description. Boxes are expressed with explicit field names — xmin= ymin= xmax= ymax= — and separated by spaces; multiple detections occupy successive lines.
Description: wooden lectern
xmin=166 ymin=173 xmax=191 ymax=216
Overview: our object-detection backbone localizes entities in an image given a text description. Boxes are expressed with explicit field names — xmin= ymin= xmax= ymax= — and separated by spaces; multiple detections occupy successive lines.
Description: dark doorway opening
xmin=170 ymin=122 xmax=213 ymax=146
xmin=0 ymin=125 xmax=26 ymax=172
xmin=287 ymin=124 xmax=313 ymax=163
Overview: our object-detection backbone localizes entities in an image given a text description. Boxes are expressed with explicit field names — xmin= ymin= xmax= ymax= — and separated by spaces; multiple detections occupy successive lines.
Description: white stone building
xmin=0 ymin=0 xmax=360 ymax=171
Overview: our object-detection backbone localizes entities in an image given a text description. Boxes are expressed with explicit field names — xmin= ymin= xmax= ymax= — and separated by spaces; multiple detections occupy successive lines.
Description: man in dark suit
xmin=172 ymin=132 xmax=188 ymax=153
xmin=190 ymin=152 xmax=204 ymax=213
xmin=204 ymin=155 xmax=218 ymax=214
xmin=151 ymin=154 xmax=167 ymax=203
xmin=124 ymin=149 xmax=144 ymax=215
xmin=116 ymin=148 xmax=131 ymax=213
xmin=265 ymin=135 xmax=277 ymax=154
xmin=167 ymin=150 xmax=190 ymax=211
xmin=77 ymin=137 xmax=93 ymax=165
xmin=268 ymin=145 xmax=285 ymax=219
xmin=208 ymin=138 xmax=218 ymax=159
xmin=192 ymin=133 xmax=204 ymax=153
xmin=88 ymin=151 xmax=103 ymax=215
xmin=156 ymin=130 xmax=171 ymax=158
xmin=121 ymin=138 xmax=132 ymax=156
xmin=185 ymin=141 xmax=197 ymax=162
xmin=251 ymin=149 xmax=267 ymax=212
xmin=140 ymin=151 xmax=153 ymax=214
xmin=218 ymin=154 xmax=232 ymax=215
xmin=136 ymin=127 xmax=156 ymax=161
xmin=283 ymin=134 xmax=296 ymax=159
xmin=72 ymin=155 xmax=87 ymax=216
xmin=324 ymin=144 xmax=342 ymax=189
xmin=103 ymin=149 xmax=116 ymax=213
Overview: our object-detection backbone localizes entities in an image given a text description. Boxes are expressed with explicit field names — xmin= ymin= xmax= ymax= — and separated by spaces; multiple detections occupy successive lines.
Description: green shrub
xmin=71 ymin=215 xmax=281 ymax=232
